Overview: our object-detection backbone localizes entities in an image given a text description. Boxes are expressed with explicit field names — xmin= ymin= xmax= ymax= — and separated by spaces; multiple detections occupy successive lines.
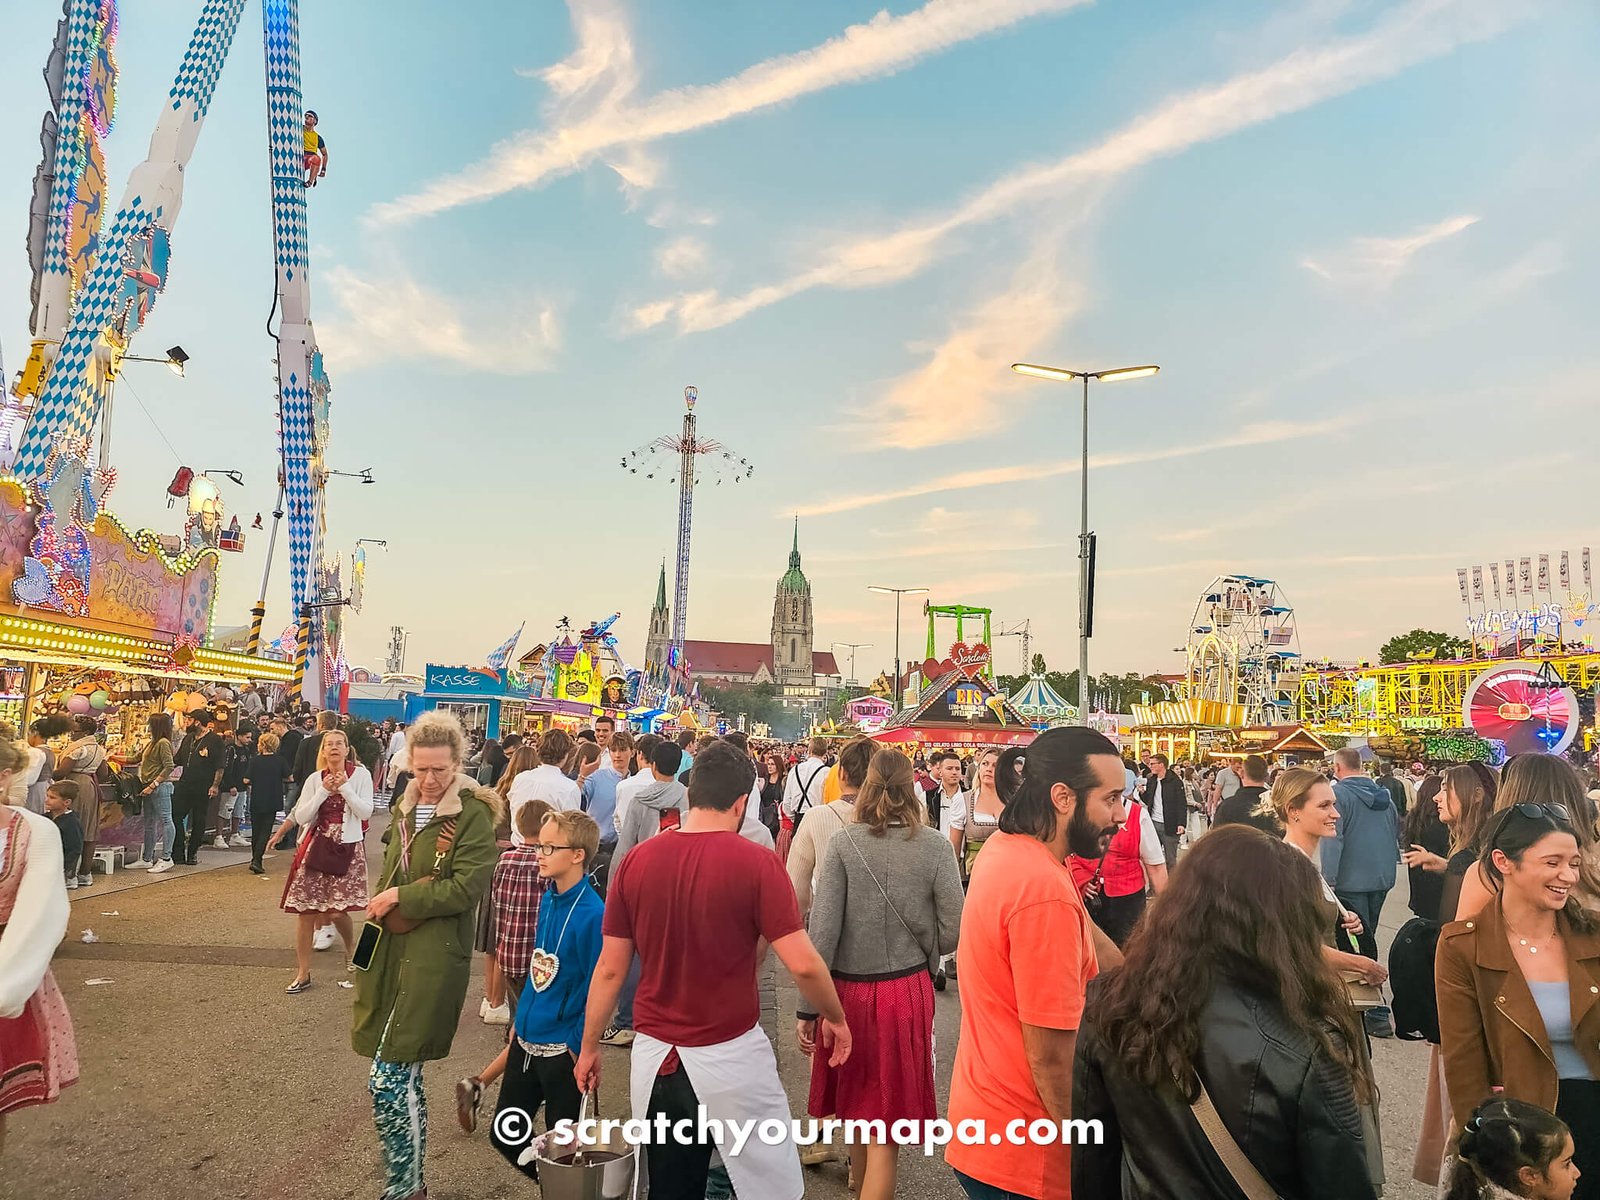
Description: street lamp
xmin=867 ymin=586 xmax=929 ymax=709
xmin=202 ymin=469 xmax=245 ymax=487
xmin=831 ymin=642 xmax=873 ymax=688
xmin=327 ymin=467 xmax=376 ymax=484
xmin=356 ymin=538 xmax=387 ymax=550
xmin=1011 ymin=361 xmax=1159 ymax=725
xmin=122 ymin=345 xmax=189 ymax=377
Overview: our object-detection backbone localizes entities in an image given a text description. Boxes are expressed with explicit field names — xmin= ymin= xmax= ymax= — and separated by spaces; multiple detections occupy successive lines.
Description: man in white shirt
xmin=1209 ymin=761 xmax=1241 ymax=810
xmin=613 ymin=732 xmax=662 ymax=831
xmin=922 ymin=750 xmax=966 ymax=837
xmin=781 ymin=736 xmax=830 ymax=825
xmin=506 ymin=728 xmax=582 ymax=841
xmin=386 ymin=723 xmax=408 ymax=765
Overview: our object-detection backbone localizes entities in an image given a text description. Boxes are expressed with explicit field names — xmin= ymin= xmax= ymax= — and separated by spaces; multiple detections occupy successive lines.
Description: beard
xmin=1068 ymin=799 xmax=1118 ymax=860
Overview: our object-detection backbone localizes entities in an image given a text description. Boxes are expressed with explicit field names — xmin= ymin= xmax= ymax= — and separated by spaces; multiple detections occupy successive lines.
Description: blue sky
xmin=1 ymin=0 xmax=1596 ymax=681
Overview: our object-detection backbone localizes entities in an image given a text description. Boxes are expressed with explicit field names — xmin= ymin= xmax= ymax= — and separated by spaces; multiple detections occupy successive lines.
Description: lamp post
xmin=100 ymin=344 xmax=189 ymax=468
xmin=1011 ymin=361 xmax=1159 ymax=725
xmin=867 ymin=586 xmax=929 ymax=709
xmin=831 ymin=642 xmax=873 ymax=688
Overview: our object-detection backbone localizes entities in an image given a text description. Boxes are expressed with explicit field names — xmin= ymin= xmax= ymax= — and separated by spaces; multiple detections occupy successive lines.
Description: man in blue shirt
xmin=583 ymin=731 xmax=628 ymax=860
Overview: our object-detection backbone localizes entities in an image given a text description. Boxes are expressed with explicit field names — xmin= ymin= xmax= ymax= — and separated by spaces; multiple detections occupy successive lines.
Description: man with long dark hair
xmin=945 ymin=726 xmax=1127 ymax=1200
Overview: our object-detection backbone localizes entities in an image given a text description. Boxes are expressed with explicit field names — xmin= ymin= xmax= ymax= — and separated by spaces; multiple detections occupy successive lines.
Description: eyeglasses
xmin=533 ymin=843 xmax=576 ymax=856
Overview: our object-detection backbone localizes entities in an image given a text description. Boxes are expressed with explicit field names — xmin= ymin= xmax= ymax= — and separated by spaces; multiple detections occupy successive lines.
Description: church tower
xmin=771 ymin=518 xmax=814 ymax=686
xmin=644 ymin=560 xmax=671 ymax=670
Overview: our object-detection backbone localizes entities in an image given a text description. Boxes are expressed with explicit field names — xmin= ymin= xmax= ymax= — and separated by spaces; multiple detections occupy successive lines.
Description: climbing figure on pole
xmin=302 ymin=110 xmax=328 ymax=187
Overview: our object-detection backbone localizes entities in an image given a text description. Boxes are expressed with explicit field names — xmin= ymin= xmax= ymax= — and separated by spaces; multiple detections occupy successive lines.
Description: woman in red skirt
xmin=802 ymin=747 xmax=964 ymax=1200
xmin=0 ymin=735 xmax=78 ymax=1150
xmin=269 ymin=728 xmax=373 ymax=993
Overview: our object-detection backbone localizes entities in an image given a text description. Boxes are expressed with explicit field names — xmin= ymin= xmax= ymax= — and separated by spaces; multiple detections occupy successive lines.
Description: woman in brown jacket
xmin=1437 ymin=801 xmax=1600 ymax=1198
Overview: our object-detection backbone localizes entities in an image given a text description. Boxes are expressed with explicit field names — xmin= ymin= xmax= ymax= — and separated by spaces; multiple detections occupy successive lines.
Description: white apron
xmin=629 ymin=1024 xmax=803 ymax=1200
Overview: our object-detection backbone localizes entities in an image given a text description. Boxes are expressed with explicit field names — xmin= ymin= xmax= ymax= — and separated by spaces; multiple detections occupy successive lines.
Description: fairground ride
xmin=11 ymin=0 xmax=333 ymax=704
xmin=1183 ymin=574 xmax=1302 ymax=724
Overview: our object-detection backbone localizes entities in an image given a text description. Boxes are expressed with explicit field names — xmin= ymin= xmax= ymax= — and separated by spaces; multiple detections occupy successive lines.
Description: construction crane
xmin=995 ymin=619 xmax=1032 ymax=674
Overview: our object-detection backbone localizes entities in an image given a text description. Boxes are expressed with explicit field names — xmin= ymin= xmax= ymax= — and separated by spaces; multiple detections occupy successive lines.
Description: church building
xmin=643 ymin=522 xmax=840 ymax=705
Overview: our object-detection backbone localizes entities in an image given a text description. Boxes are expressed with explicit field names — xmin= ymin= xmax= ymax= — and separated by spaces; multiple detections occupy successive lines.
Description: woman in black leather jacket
xmin=1073 ymin=825 xmax=1378 ymax=1199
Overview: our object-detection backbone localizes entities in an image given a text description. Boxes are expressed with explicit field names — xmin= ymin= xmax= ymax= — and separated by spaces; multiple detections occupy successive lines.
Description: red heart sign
xmin=950 ymin=641 xmax=992 ymax=680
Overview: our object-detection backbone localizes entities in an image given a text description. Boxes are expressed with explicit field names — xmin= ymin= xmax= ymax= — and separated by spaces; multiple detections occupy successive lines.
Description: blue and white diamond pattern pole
xmin=15 ymin=0 xmax=248 ymax=477
xmin=263 ymin=0 xmax=327 ymax=705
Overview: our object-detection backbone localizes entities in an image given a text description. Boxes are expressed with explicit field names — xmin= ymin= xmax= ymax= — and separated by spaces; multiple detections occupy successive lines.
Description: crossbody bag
xmin=842 ymin=826 xmax=936 ymax=975
xmin=372 ymin=809 xmax=460 ymax=936
xmin=1188 ymin=1072 xmax=1282 ymax=1200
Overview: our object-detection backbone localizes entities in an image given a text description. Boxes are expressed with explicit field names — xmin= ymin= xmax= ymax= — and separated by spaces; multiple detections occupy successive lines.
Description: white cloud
xmin=856 ymin=232 xmax=1086 ymax=449
xmin=370 ymin=0 xmax=1090 ymax=224
xmin=319 ymin=265 xmax=561 ymax=375
xmin=654 ymin=236 xmax=711 ymax=279
xmin=638 ymin=0 xmax=1530 ymax=333
xmin=794 ymin=414 xmax=1364 ymax=517
xmin=1300 ymin=213 xmax=1479 ymax=288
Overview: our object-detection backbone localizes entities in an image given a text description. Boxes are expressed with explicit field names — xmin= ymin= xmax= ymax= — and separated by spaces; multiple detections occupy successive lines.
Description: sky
xmin=0 ymin=0 xmax=1596 ymax=683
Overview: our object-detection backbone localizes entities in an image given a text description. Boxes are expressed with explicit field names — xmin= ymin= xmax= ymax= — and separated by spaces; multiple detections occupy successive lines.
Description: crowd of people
xmin=7 ymin=695 xmax=1600 ymax=1200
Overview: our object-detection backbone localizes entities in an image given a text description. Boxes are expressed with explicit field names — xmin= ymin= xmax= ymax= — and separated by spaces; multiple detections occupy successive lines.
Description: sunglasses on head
xmin=1510 ymin=802 xmax=1571 ymax=823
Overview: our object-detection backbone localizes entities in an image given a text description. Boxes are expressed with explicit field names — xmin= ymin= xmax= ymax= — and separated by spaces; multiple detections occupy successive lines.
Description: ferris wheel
xmin=1185 ymin=574 xmax=1302 ymax=724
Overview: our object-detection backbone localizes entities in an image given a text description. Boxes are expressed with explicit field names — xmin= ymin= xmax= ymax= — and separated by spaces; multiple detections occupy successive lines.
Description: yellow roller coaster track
xmin=1296 ymin=652 xmax=1600 ymax=737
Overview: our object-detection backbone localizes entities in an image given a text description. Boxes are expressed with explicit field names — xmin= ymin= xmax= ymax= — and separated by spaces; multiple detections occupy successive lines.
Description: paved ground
xmin=4 ymin=820 xmax=1437 ymax=1199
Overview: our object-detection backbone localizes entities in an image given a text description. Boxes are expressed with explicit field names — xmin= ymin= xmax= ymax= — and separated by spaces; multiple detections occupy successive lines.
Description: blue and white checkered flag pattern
xmin=40 ymin=0 xmax=98 ymax=290
xmin=16 ymin=0 xmax=247 ymax=477
xmin=486 ymin=624 xmax=525 ymax=671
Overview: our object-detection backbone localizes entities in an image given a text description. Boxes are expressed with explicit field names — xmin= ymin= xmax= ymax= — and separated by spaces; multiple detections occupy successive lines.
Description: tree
xmin=1030 ymin=652 xmax=1047 ymax=676
xmin=1378 ymin=628 xmax=1469 ymax=664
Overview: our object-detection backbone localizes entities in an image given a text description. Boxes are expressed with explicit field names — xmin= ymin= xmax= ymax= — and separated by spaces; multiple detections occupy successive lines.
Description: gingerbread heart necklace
xmin=529 ymin=880 xmax=587 ymax=993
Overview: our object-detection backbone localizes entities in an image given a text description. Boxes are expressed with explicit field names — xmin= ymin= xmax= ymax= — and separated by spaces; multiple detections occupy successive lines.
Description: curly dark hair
xmin=1087 ymin=824 xmax=1375 ymax=1104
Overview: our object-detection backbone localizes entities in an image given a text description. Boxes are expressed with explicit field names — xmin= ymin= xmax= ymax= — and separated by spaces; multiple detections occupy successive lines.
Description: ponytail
xmin=1444 ymin=1097 xmax=1570 ymax=1200
xmin=997 ymin=726 xmax=1119 ymax=842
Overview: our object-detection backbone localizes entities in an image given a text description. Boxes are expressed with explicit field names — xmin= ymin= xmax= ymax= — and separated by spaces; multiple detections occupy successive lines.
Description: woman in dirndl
xmin=0 ymin=735 xmax=78 ymax=1152
xmin=804 ymin=747 xmax=963 ymax=1199
xmin=270 ymin=728 xmax=372 ymax=994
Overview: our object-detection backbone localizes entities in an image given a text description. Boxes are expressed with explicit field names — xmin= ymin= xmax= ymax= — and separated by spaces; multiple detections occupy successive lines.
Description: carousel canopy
xmin=1008 ymin=674 xmax=1077 ymax=723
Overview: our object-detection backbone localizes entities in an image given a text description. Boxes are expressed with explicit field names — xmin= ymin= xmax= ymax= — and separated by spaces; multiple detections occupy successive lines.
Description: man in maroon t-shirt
xmin=578 ymin=742 xmax=851 ymax=1200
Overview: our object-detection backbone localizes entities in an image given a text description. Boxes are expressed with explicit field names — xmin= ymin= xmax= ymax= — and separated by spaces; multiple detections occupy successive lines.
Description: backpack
xmin=1388 ymin=915 xmax=1442 ymax=1042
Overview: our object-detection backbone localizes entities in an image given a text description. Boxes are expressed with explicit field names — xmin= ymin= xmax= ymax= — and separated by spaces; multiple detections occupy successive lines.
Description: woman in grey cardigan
xmin=802 ymin=746 xmax=964 ymax=1200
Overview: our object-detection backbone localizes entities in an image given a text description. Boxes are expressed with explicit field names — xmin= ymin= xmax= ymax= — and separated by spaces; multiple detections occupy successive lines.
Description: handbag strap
xmin=843 ymin=826 xmax=933 ymax=967
xmin=1188 ymin=1072 xmax=1281 ymax=1200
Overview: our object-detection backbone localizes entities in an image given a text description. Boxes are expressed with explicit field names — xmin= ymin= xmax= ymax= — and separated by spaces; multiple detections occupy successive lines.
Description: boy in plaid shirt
xmin=455 ymin=799 xmax=552 ymax=1133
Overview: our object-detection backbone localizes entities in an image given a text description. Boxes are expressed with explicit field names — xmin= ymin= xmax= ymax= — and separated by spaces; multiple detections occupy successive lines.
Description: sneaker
xmin=211 ymin=836 xmax=228 ymax=850
xmin=285 ymin=976 xmax=312 ymax=995
xmin=249 ymin=863 xmax=265 ymax=875
xmin=126 ymin=858 xmax=153 ymax=870
xmin=77 ymin=873 xmax=92 ymax=887
xmin=149 ymin=859 xmax=174 ymax=874
xmin=479 ymin=997 xmax=491 ymax=1020
xmin=229 ymin=834 xmax=249 ymax=847
xmin=313 ymin=926 xmax=336 ymax=951
xmin=65 ymin=876 xmax=79 ymax=890
xmin=799 ymin=1142 xmax=834 ymax=1167
xmin=455 ymin=1077 xmax=483 ymax=1133
xmin=600 ymin=1025 xmax=635 ymax=1047
xmin=483 ymin=1003 xmax=510 ymax=1026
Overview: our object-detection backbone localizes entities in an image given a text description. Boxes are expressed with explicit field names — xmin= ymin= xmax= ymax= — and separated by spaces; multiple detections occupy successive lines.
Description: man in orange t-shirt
xmin=946 ymin=727 xmax=1129 ymax=1200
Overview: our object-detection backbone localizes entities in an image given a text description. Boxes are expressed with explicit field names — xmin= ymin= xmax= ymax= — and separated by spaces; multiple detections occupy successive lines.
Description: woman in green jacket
xmin=354 ymin=710 xmax=500 ymax=1200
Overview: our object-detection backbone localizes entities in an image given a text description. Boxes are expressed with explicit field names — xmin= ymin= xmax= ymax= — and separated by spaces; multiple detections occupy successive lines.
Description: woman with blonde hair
xmin=270 ymin=728 xmax=373 ymax=993
xmin=804 ymin=747 xmax=964 ymax=1200
xmin=950 ymin=746 xmax=1003 ymax=880
xmin=0 ymin=735 xmax=78 ymax=1149
xmin=1275 ymin=767 xmax=1388 ymax=987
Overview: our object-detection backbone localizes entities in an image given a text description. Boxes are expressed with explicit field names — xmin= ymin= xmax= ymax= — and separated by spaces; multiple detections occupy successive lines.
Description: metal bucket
xmin=533 ymin=1092 xmax=637 ymax=1200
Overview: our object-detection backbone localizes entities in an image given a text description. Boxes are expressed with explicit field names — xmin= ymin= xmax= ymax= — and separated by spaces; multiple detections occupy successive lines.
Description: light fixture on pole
xmin=202 ymin=469 xmax=245 ymax=487
xmin=122 ymin=345 xmax=190 ymax=377
xmin=356 ymin=538 xmax=387 ymax=550
xmin=831 ymin=642 xmax=873 ymax=688
xmin=867 ymin=586 xmax=929 ymax=709
xmin=1010 ymin=361 xmax=1159 ymax=725
xmin=327 ymin=467 xmax=376 ymax=485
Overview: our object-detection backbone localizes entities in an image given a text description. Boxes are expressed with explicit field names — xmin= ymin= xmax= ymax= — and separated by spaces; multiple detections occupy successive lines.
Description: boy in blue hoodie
xmin=489 ymin=809 xmax=605 ymax=1178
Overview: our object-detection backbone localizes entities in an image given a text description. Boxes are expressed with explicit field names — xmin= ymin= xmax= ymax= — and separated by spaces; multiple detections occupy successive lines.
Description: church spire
xmin=654 ymin=559 xmax=667 ymax=611
xmin=781 ymin=517 xmax=806 ymax=590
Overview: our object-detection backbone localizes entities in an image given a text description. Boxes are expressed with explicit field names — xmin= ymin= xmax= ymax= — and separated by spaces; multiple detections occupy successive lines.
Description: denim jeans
xmin=616 ymin=951 xmax=642 ymax=1029
xmin=142 ymin=782 xmax=175 ymax=862
xmin=955 ymin=1170 xmax=1039 ymax=1200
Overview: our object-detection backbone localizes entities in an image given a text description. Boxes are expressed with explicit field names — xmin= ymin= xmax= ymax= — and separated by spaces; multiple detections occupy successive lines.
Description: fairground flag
xmin=485 ymin=623 xmax=525 ymax=670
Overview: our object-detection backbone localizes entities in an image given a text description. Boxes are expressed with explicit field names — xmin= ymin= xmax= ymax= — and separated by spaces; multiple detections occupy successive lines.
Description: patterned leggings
xmin=369 ymin=1054 xmax=426 ymax=1199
